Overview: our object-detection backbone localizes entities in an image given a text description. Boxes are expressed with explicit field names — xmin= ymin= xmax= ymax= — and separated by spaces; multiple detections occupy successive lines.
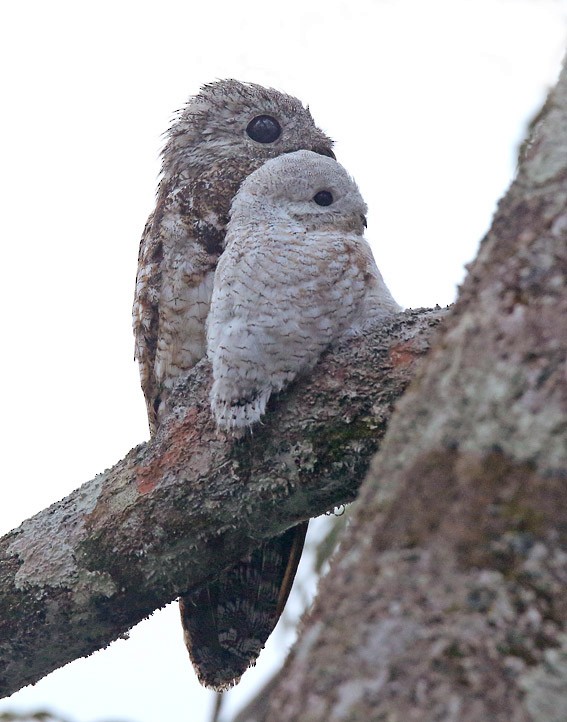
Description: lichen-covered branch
xmin=265 ymin=56 xmax=567 ymax=722
xmin=0 ymin=307 xmax=443 ymax=698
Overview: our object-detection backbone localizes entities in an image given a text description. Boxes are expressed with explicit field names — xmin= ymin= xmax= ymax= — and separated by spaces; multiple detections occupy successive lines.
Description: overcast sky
xmin=0 ymin=1 xmax=565 ymax=721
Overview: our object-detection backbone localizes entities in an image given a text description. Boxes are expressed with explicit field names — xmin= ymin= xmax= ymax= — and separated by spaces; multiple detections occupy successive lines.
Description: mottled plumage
xmin=179 ymin=524 xmax=307 ymax=690
xmin=133 ymin=80 xmax=334 ymax=432
xmin=132 ymin=81 xmax=334 ymax=690
xmin=207 ymin=150 xmax=400 ymax=430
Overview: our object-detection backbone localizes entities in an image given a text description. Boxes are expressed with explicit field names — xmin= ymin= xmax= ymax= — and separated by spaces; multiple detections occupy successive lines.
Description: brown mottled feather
xmin=179 ymin=523 xmax=308 ymax=690
xmin=133 ymin=80 xmax=333 ymax=686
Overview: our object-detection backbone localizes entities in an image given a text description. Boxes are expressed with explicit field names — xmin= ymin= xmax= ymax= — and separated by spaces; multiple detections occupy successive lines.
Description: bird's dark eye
xmin=246 ymin=115 xmax=282 ymax=143
xmin=313 ymin=190 xmax=334 ymax=206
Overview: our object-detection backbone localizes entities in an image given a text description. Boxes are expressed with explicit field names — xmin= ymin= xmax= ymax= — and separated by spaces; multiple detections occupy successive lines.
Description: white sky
xmin=0 ymin=1 xmax=565 ymax=721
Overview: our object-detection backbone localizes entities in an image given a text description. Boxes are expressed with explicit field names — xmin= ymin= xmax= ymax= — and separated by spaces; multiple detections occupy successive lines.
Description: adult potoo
xmin=132 ymin=80 xmax=334 ymax=689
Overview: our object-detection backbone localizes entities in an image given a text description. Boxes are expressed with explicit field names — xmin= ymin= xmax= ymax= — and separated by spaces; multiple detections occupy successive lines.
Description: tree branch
xmin=0 ymin=307 xmax=443 ymax=698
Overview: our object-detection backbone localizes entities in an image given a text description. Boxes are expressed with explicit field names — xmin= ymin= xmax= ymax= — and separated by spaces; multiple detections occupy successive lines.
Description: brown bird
xmin=133 ymin=79 xmax=334 ymax=689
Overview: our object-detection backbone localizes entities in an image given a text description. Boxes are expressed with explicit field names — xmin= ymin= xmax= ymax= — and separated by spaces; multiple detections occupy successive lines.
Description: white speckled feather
xmin=207 ymin=150 xmax=400 ymax=429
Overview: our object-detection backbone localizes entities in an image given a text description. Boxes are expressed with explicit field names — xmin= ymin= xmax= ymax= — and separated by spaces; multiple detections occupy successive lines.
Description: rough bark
xmin=0 ymin=307 xmax=443 ymax=699
xmin=264 ymin=57 xmax=567 ymax=722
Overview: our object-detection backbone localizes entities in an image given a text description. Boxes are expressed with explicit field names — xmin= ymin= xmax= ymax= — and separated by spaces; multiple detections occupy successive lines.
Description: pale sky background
xmin=0 ymin=1 xmax=565 ymax=721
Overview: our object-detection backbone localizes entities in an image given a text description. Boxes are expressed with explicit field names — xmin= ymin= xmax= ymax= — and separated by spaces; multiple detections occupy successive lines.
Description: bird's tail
xmin=179 ymin=521 xmax=308 ymax=690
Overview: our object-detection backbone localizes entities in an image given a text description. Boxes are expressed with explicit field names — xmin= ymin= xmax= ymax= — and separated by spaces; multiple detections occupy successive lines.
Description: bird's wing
xmin=133 ymin=210 xmax=163 ymax=435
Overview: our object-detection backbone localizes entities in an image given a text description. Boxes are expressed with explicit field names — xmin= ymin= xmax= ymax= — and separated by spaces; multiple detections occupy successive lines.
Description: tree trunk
xmin=264 ymin=55 xmax=567 ymax=722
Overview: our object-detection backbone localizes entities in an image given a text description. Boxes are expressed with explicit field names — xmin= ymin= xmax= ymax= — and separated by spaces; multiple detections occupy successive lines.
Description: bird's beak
xmin=313 ymin=146 xmax=336 ymax=160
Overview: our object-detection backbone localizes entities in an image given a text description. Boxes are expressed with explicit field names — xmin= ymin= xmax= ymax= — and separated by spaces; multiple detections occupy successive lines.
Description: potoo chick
xmin=208 ymin=150 xmax=400 ymax=430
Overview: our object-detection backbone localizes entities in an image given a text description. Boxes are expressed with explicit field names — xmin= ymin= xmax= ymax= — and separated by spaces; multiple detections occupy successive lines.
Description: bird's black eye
xmin=313 ymin=190 xmax=334 ymax=206
xmin=246 ymin=115 xmax=282 ymax=143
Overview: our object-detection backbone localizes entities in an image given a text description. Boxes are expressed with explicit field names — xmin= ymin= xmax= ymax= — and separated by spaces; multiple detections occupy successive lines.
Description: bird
xmin=132 ymin=80 xmax=335 ymax=690
xmin=207 ymin=149 xmax=400 ymax=431
xmin=200 ymin=150 xmax=400 ymax=686
xmin=133 ymin=80 xmax=335 ymax=434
